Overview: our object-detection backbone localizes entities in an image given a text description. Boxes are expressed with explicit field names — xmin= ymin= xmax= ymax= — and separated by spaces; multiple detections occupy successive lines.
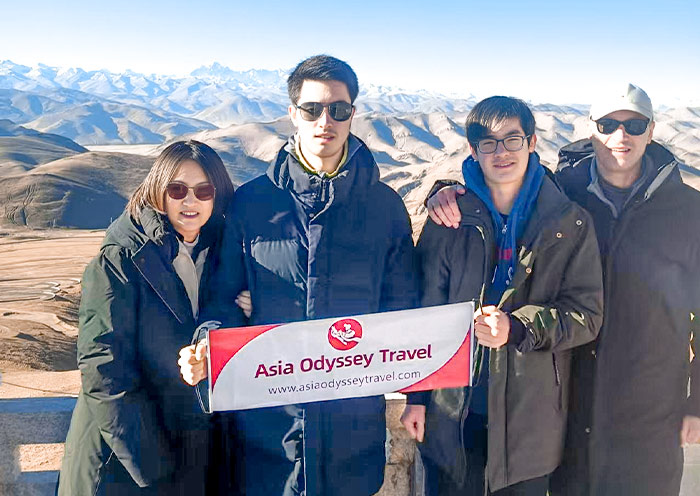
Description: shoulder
xmin=233 ymin=174 xmax=277 ymax=200
xmin=371 ymin=181 xmax=408 ymax=211
xmin=535 ymin=176 xmax=596 ymax=240
xmin=82 ymin=244 xmax=137 ymax=293
xmin=230 ymin=174 xmax=285 ymax=218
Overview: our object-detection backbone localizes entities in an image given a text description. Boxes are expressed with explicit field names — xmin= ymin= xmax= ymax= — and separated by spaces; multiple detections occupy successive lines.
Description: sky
xmin=2 ymin=0 xmax=699 ymax=106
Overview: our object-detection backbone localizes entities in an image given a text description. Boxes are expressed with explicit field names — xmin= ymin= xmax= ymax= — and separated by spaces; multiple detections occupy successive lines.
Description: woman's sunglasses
xmin=166 ymin=182 xmax=216 ymax=201
xmin=593 ymin=118 xmax=650 ymax=136
xmin=295 ymin=101 xmax=354 ymax=122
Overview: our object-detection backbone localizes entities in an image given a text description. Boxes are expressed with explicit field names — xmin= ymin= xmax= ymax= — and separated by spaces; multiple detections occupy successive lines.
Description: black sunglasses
xmin=593 ymin=117 xmax=650 ymax=136
xmin=166 ymin=182 xmax=216 ymax=201
xmin=295 ymin=101 xmax=354 ymax=122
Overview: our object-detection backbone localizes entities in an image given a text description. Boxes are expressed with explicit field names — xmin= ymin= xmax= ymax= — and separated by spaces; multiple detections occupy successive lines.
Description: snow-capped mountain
xmin=0 ymin=60 xmax=480 ymax=142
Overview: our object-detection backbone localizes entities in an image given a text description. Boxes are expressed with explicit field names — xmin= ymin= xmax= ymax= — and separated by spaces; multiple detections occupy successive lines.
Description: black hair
xmin=127 ymin=140 xmax=234 ymax=219
xmin=466 ymin=96 xmax=536 ymax=149
xmin=287 ymin=54 xmax=359 ymax=105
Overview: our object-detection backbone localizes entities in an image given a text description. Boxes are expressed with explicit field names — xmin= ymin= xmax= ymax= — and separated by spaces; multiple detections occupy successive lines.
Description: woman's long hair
xmin=126 ymin=140 xmax=234 ymax=220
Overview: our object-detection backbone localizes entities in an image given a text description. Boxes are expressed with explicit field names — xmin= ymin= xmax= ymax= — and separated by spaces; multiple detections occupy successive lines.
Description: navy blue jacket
xmin=203 ymin=134 xmax=418 ymax=496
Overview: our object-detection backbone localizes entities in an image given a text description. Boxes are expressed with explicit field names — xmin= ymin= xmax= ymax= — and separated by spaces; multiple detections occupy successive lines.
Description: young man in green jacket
xmin=401 ymin=96 xmax=603 ymax=495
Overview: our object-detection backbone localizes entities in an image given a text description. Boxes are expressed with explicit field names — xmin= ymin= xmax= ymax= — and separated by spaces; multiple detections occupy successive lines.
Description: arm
xmin=425 ymin=180 xmax=465 ymax=229
xmin=199 ymin=201 xmax=247 ymax=327
xmin=78 ymin=248 xmax=173 ymax=487
xmin=683 ymin=311 xmax=700 ymax=444
xmin=402 ymin=219 xmax=467 ymax=432
xmin=509 ymin=209 xmax=604 ymax=352
xmin=378 ymin=202 xmax=420 ymax=314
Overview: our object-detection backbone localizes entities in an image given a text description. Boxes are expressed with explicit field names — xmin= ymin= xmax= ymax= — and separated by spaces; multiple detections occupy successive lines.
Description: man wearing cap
xmin=425 ymin=84 xmax=700 ymax=496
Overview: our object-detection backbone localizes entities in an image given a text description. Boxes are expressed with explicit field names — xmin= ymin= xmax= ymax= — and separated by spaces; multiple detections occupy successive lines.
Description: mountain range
xmin=0 ymin=61 xmax=476 ymax=144
xmin=0 ymin=61 xmax=698 ymax=229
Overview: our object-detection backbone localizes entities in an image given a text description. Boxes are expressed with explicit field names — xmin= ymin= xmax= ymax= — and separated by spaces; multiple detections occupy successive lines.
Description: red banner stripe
xmin=399 ymin=330 xmax=471 ymax=392
xmin=209 ymin=324 xmax=280 ymax=388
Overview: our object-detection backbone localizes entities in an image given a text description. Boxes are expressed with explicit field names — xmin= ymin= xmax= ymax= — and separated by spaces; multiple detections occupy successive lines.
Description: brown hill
xmin=0 ymin=119 xmax=87 ymax=176
xmin=0 ymin=152 xmax=153 ymax=228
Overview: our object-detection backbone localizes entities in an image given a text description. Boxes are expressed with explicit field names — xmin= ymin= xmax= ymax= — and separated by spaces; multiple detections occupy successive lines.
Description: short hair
xmin=126 ymin=140 xmax=234 ymax=221
xmin=287 ymin=54 xmax=359 ymax=105
xmin=466 ymin=96 xmax=536 ymax=150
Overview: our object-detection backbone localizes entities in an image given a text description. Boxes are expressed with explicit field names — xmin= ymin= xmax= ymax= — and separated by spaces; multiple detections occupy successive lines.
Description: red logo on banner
xmin=328 ymin=318 xmax=363 ymax=351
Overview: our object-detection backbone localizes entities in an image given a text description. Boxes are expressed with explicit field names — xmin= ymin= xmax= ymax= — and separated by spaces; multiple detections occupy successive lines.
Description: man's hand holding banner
xmin=207 ymin=302 xmax=475 ymax=411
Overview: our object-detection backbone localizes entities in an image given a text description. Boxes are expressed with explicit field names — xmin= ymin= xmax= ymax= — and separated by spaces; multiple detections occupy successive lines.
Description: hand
xmin=178 ymin=339 xmax=208 ymax=386
xmin=681 ymin=415 xmax=700 ymax=445
xmin=427 ymin=185 xmax=465 ymax=228
xmin=400 ymin=404 xmax=426 ymax=442
xmin=474 ymin=305 xmax=510 ymax=349
xmin=236 ymin=290 xmax=252 ymax=318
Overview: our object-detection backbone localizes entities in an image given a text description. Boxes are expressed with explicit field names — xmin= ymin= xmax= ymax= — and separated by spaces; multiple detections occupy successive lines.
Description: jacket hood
xmin=103 ymin=207 xmax=173 ymax=250
xmin=265 ymin=133 xmax=380 ymax=212
xmin=102 ymin=207 xmax=221 ymax=262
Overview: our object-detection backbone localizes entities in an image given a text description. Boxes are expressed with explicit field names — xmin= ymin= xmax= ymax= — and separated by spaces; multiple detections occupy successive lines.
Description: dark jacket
xmin=414 ymin=172 xmax=604 ymax=492
xmin=202 ymin=134 xmax=418 ymax=496
xmin=58 ymin=208 xmax=232 ymax=496
xmin=550 ymin=140 xmax=700 ymax=496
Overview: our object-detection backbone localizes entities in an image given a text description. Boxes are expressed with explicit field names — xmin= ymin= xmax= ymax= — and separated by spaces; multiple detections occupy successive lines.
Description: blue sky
xmin=2 ymin=0 xmax=699 ymax=105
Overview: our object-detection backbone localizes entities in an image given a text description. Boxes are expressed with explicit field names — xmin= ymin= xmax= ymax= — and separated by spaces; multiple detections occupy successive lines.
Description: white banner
xmin=208 ymin=302 xmax=474 ymax=411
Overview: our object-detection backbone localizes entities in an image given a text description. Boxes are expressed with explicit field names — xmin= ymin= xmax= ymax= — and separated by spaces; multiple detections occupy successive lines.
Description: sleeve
xmin=687 ymin=306 xmax=700 ymax=416
xmin=509 ymin=208 xmax=604 ymax=353
xmin=378 ymin=198 xmax=420 ymax=314
xmin=423 ymin=179 xmax=464 ymax=208
xmin=199 ymin=201 xmax=247 ymax=328
xmin=78 ymin=247 xmax=173 ymax=487
xmin=405 ymin=218 xmax=462 ymax=406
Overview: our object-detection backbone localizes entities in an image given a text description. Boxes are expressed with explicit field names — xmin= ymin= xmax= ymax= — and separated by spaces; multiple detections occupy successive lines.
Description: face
xmin=470 ymin=117 xmax=536 ymax=190
xmin=164 ymin=159 xmax=214 ymax=242
xmin=288 ymin=79 xmax=354 ymax=171
xmin=590 ymin=109 xmax=654 ymax=185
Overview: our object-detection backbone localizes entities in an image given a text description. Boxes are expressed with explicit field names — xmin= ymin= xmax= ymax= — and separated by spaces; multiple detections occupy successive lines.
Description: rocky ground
xmin=0 ymin=227 xmax=103 ymax=472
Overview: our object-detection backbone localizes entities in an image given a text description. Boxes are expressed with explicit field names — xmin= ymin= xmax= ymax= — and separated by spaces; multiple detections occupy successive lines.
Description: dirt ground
xmin=0 ymin=227 xmax=103 ymax=472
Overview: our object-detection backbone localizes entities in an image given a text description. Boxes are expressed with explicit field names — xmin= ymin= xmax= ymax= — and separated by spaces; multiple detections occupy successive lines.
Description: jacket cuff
xmin=423 ymin=179 xmax=464 ymax=208
xmin=508 ymin=313 xmax=528 ymax=349
xmin=406 ymin=391 xmax=431 ymax=406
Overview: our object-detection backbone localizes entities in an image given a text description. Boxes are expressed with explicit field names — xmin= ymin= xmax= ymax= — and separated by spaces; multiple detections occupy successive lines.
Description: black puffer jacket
xmin=414 ymin=173 xmax=603 ymax=492
xmin=202 ymin=134 xmax=419 ymax=496
xmin=58 ymin=208 xmax=236 ymax=495
xmin=550 ymin=140 xmax=700 ymax=496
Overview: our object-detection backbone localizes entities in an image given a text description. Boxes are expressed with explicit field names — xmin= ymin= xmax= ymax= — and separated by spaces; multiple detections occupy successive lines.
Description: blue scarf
xmin=462 ymin=153 xmax=545 ymax=304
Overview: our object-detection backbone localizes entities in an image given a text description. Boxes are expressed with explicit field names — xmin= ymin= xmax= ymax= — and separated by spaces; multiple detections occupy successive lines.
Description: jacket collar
xmin=104 ymin=208 xmax=194 ymax=324
xmin=557 ymin=139 xmax=683 ymax=205
xmin=265 ymin=133 xmax=379 ymax=214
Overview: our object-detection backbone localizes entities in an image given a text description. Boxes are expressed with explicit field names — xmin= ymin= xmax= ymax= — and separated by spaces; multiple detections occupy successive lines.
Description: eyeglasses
xmin=166 ymin=182 xmax=216 ymax=201
xmin=295 ymin=101 xmax=354 ymax=122
xmin=476 ymin=135 xmax=530 ymax=154
xmin=593 ymin=118 xmax=649 ymax=136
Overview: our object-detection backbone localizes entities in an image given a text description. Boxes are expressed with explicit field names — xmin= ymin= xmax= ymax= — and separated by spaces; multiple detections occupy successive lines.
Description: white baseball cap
xmin=589 ymin=83 xmax=654 ymax=121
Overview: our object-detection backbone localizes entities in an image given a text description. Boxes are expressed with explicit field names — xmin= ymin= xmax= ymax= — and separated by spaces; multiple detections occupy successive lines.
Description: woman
xmin=57 ymin=140 xmax=241 ymax=495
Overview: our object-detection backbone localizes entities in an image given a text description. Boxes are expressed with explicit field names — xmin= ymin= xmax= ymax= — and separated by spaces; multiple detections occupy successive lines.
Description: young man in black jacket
xmin=179 ymin=55 xmax=418 ymax=496
xmin=426 ymin=84 xmax=700 ymax=496
xmin=401 ymin=96 xmax=603 ymax=495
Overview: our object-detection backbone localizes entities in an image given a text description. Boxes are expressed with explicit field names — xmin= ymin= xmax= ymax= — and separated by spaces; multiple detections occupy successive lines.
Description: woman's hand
xmin=178 ymin=339 xmax=208 ymax=386
xmin=236 ymin=290 xmax=252 ymax=318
